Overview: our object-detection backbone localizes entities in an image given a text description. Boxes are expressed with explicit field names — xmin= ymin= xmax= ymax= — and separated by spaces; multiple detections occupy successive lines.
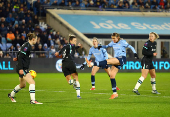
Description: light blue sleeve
xmin=102 ymin=48 xmax=108 ymax=60
xmin=122 ymin=40 xmax=136 ymax=53
xmin=102 ymin=41 xmax=114 ymax=48
xmin=83 ymin=48 xmax=93 ymax=65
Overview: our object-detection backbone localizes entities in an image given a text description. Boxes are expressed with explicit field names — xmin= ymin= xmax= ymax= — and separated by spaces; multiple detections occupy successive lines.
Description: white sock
xmin=134 ymin=76 xmax=145 ymax=90
xmin=76 ymin=81 xmax=80 ymax=96
xmin=151 ymin=78 xmax=156 ymax=90
xmin=92 ymin=86 xmax=95 ymax=88
xmin=68 ymin=79 xmax=73 ymax=85
xmin=11 ymin=85 xmax=22 ymax=97
xmin=29 ymin=84 xmax=35 ymax=101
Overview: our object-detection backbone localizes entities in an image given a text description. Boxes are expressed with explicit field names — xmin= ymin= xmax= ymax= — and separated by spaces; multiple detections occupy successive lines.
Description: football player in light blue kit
xmin=86 ymin=33 xmax=139 ymax=99
xmin=80 ymin=37 xmax=120 ymax=90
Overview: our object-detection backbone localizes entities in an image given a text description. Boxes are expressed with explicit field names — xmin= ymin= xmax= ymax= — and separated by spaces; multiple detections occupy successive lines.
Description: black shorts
xmin=141 ymin=57 xmax=154 ymax=69
xmin=16 ymin=66 xmax=29 ymax=78
xmin=62 ymin=61 xmax=77 ymax=77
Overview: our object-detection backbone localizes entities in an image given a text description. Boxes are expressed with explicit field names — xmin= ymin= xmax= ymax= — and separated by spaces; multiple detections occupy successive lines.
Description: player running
xmin=85 ymin=33 xmax=139 ymax=99
xmin=80 ymin=37 xmax=120 ymax=91
xmin=55 ymin=34 xmax=81 ymax=99
xmin=133 ymin=32 xmax=160 ymax=95
xmin=8 ymin=33 xmax=43 ymax=104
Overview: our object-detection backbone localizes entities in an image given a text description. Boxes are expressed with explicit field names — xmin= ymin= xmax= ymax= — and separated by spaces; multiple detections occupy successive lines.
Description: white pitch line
xmin=1 ymin=89 xmax=170 ymax=98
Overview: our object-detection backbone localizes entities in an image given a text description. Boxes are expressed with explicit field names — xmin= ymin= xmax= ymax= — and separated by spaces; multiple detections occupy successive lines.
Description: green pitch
xmin=0 ymin=73 xmax=170 ymax=117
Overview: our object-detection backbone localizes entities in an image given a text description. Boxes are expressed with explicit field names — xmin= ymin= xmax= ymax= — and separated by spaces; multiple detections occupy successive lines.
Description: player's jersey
xmin=59 ymin=43 xmax=79 ymax=62
xmin=142 ymin=40 xmax=157 ymax=60
xmin=102 ymin=40 xmax=136 ymax=58
xmin=84 ymin=46 xmax=108 ymax=64
xmin=17 ymin=42 xmax=32 ymax=70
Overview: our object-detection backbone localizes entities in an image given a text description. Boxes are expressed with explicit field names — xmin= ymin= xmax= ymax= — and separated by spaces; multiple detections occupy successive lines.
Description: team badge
xmin=144 ymin=43 xmax=148 ymax=46
xmin=24 ymin=47 xmax=28 ymax=51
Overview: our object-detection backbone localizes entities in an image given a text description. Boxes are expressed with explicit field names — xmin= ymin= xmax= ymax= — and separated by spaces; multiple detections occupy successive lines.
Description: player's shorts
xmin=62 ymin=61 xmax=77 ymax=77
xmin=141 ymin=57 xmax=154 ymax=69
xmin=115 ymin=56 xmax=126 ymax=69
xmin=16 ymin=66 xmax=29 ymax=78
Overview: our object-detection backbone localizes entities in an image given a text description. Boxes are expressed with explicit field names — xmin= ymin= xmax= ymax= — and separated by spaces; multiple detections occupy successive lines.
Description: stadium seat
xmin=80 ymin=3 xmax=85 ymax=7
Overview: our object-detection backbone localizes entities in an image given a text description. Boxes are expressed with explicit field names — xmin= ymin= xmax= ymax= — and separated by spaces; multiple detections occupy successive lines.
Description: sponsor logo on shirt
xmin=24 ymin=47 xmax=27 ymax=51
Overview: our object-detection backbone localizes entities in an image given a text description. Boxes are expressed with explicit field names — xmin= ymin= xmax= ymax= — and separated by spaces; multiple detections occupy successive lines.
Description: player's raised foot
xmin=133 ymin=89 xmax=140 ymax=95
xmin=30 ymin=100 xmax=43 ymax=104
xmin=73 ymin=79 xmax=77 ymax=89
xmin=77 ymin=96 xmax=82 ymax=99
xmin=85 ymin=58 xmax=93 ymax=67
xmin=109 ymin=93 xmax=118 ymax=99
xmin=152 ymin=90 xmax=161 ymax=94
xmin=90 ymin=87 xmax=95 ymax=90
xmin=8 ymin=93 xmax=16 ymax=102
xmin=116 ymin=87 xmax=120 ymax=90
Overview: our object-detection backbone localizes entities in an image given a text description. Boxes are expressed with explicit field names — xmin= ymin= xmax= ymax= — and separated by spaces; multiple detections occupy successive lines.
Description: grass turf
xmin=0 ymin=73 xmax=170 ymax=117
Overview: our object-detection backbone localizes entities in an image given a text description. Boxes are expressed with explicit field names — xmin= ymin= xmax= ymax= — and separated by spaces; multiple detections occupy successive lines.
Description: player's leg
xmin=23 ymin=73 xmax=42 ymax=104
xmin=133 ymin=69 xmax=149 ymax=95
xmin=104 ymin=67 xmax=120 ymax=90
xmin=8 ymin=77 xmax=26 ymax=102
xmin=71 ymin=72 xmax=81 ymax=98
xmin=90 ymin=66 xmax=100 ymax=90
xmin=149 ymin=69 xmax=160 ymax=94
xmin=109 ymin=66 xmax=119 ymax=99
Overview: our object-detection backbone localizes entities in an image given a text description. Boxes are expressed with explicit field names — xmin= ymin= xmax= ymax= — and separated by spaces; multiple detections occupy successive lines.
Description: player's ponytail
xmin=27 ymin=33 xmax=37 ymax=40
xmin=150 ymin=32 xmax=159 ymax=39
xmin=69 ymin=34 xmax=76 ymax=43
xmin=111 ymin=33 xmax=121 ymax=41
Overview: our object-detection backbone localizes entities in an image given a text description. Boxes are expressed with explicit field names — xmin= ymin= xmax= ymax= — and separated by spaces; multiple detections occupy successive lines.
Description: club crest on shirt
xmin=24 ymin=47 xmax=27 ymax=51
xmin=144 ymin=43 xmax=148 ymax=46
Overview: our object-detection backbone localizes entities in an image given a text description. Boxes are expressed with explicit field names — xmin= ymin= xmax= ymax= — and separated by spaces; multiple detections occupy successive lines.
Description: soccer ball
xmin=29 ymin=70 xmax=37 ymax=79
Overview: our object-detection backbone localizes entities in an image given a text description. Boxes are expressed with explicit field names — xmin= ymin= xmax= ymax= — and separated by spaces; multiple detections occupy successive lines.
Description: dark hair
xmin=69 ymin=34 xmax=76 ymax=42
xmin=27 ymin=33 xmax=37 ymax=40
xmin=111 ymin=33 xmax=121 ymax=41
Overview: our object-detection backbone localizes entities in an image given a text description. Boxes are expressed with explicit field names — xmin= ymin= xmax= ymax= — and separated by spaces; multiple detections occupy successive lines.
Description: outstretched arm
xmin=83 ymin=48 xmax=92 ymax=65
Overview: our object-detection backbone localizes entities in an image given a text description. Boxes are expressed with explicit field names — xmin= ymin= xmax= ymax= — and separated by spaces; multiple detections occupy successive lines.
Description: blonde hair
xmin=92 ymin=37 xmax=98 ymax=42
xmin=150 ymin=32 xmax=159 ymax=39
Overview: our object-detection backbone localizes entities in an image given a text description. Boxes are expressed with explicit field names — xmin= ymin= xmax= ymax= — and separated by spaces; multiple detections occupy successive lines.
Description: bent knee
xmin=20 ymin=84 xmax=26 ymax=88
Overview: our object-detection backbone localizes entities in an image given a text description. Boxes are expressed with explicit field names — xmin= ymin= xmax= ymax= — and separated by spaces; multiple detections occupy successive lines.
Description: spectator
xmin=43 ymin=43 xmax=49 ymax=58
xmin=124 ymin=3 xmax=130 ymax=9
xmin=159 ymin=5 xmax=165 ymax=11
xmin=0 ymin=23 xmax=7 ymax=37
xmin=47 ymin=36 xmax=54 ymax=47
xmin=117 ymin=1 xmax=124 ymax=9
xmin=55 ymin=31 xmax=60 ymax=39
xmin=30 ymin=45 xmax=36 ymax=58
xmin=139 ymin=4 xmax=145 ymax=11
xmin=109 ymin=3 xmax=116 ymax=8
xmin=159 ymin=0 xmax=165 ymax=8
xmin=0 ymin=17 xmax=7 ymax=27
xmin=59 ymin=0 xmax=65 ymax=6
xmin=13 ymin=3 xmax=19 ymax=12
xmin=6 ymin=13 xmax=15 ymax=25
xmin=35 ymin=0 xmax=41 ymax=16
xmin=19 ymin=24 xmax=28 ymax=34
xmin=34 ymin=36 xmax=41 ymax=50
xmin=0 ymin=3 xmax=4 ymax=17
xmin=151 ymin=0 xmax=158 ymax=6
xmin=0 ymin=51 xmax=3 ymax=58
xmin=60 ymin=37 xmax=65 ymax=45
xmin=77 ymin=44 xmax=87 ymax=56
xmin=20 ymin=35 xmax=26 ymax=45
xmin=82 ymin=0 xmax=88 ymax=7
xmin=25 ymin=13 xmax=32 ymax=23
xmin=52 ymin=0 xmax=58 ymax=6
xmin=138 ymin=0 xmax=144 ymax=6
xmin=15 ymin=43 xmax=21 ymax=51
xmin=46 ymin=25 xmax=52 ymax=35
xmin=101 ymin=0 xmax=108 ymax=8
xmin=20 ymin=3 xmax=27 ymax=12
xmin=8 ymin=45 xmax=16 ymax=57
xmin=7 ymin=30 xmax=15 ymax=43
xmin=28 ymin=24 xmax=34 ymax=33
xmin=19 ymin=20 xmax=26 ymax=27
xmin=34 ymin=25 xmax=42 ymax=34
xmin=95 ymin=2 xmax=101 ymax=7
xmin=145 ymin=0 xmax=151 ymax=9
xmin=14 ymin=23 xmax=19 ymax=32
xmin=88 ymin=1 xmax=95 ymax=7
xmin=27 ymin=19 xmax=34 ymax=28
xmin=14 ymin=36 xmax=22 ymax=47
xmin=14 ymin=30 xmax=20 ymax=38
xmin=165 ymin=4 xmax=170 ymax=10
xmin=6 ymin=3 xmax=12 ymax=13
xmin=32 ymin=15 xmax=39 ymax=25
xmin=166 ymin=0 xmax=170 ymax=6
xmin=4 ymin=53 xmax=11 ymax=58
xmin=21 ymin=31 xmax=27 ymax=38
xmin=49 ymin=30 xmax=55 ymax=40
xmin=18 ymin=11 xmax=25 ymax=20
xmin=40 ymin=31 xmax=48 ymax=44
xmin=132 ymin=2 xmax=139 ymax=9
xmin=123 ymin=0 xmax=130 ymax=6
xmin=132 ymin=0 xmax=137 ymax=5
xmin=12 ymin=9 xmax=18 ymax=20
xmin=49 ymin=44 xmax=56 ymax=58
xmin=36 ymin=44 xmax=45 ymax=58
xmin=74 ymin=1 xmax=80 ymax=7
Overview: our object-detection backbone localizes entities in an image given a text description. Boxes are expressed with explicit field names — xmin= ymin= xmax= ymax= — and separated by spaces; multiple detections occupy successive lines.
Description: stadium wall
xmin=0 ymin=58 xmax=170 ymax=73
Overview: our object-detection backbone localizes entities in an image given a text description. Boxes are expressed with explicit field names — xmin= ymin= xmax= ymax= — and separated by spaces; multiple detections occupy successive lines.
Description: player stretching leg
xmin=80 ymin=37 xmax=120 ymax=91
xmin=86 ymin=33 xmax=139 ymax=99
xmin=55 ymin=34 xmax=81 ymax=99
xmin=133 ymin=32 xmax=160 ymax=95
xmin=8 ymin=33 xmax=43 ymax=104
